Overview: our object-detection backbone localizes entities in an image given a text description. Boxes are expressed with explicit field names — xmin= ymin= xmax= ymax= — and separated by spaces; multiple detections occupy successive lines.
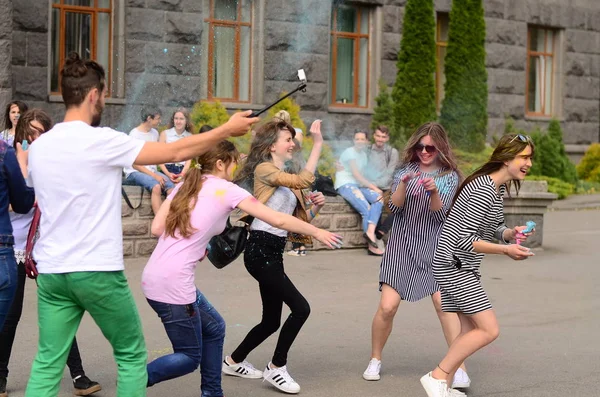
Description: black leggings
xmin=0 ymin=262 xmax=86 ymax=379
xmin=231 ymin=231 xmax=310 ymax=367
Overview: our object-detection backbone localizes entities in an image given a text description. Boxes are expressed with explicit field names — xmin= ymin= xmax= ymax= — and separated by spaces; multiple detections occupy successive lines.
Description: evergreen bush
xmin=391 ymin=0 xmax=437 ymax=138
xmin=439 ymin=0 xmax=488 ymax=152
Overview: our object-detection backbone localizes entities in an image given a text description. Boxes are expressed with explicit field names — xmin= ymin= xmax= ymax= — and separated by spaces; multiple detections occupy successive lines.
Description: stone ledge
xmin=121 ymin=181 xmax=557 ymax=257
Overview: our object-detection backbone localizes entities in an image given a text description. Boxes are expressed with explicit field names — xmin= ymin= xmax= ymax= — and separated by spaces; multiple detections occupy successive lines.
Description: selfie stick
xmin=249 ymin=69 xmax=307 ymax=118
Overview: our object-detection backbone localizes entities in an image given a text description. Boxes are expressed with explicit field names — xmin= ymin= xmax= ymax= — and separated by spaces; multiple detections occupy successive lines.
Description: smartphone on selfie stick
xmin=249 ymin=69 xmax=307 ymax=118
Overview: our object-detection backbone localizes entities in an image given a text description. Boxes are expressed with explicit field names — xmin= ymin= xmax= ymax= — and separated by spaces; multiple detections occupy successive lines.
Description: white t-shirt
xmin=123 ymin=127 xmax=159 ymax=176
xmin=251 ymin=187 xmax=297 ymax=237
xmin=28 ymin=121 xmax=145 ymax=273
xmin=163 ymin=128 xmax=191 ymax=166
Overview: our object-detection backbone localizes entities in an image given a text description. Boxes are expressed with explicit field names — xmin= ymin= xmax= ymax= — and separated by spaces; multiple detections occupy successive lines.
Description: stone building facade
xmin=0 ymin=0 xmax=598 ymax=157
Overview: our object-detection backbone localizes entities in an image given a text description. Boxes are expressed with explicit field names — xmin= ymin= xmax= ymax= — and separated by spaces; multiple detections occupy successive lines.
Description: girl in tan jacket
xmin=222 ymin=119 xmax=333 ymax=394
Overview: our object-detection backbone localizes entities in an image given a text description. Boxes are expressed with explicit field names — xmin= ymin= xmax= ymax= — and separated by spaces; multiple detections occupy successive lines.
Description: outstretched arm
xmin=237 ymin=197 xmax=342 ymax=248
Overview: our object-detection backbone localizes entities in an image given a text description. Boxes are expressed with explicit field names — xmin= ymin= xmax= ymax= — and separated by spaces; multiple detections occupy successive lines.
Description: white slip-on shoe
xmin=452 ymin=368 xmax=471 ymax=388
xmin=420 ymin=372 xmax=449 ymax=397
xmin=362 ymin=358 xmax=382 ymax=381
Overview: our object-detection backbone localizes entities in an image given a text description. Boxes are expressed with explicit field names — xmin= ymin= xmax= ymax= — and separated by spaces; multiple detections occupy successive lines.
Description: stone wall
xmin=0 ymin=0 xmax=13 ymax=114
xmin=484 ymin=0 xmax=600 ymax=146
xmin=4 ymin=0 xmax=599 ymax=146
xmin=122 ymin=180 xmax=556 ymax=258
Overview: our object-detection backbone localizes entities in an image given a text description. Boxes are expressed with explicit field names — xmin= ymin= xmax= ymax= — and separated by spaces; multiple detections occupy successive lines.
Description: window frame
xmin=204 ymin=0 xmax=253 ymax=103
xmin=330 ymin=4 xmax=371 ymax=109
xmin=525 ymin=26 xmax=558 ymax=117
xmin=50 ymin=0 xmax=113 ymax=96
xmin=435 ymin=12 xmax=449 ymax=112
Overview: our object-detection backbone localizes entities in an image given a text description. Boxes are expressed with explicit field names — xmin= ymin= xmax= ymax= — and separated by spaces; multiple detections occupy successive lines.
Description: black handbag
xmin=313 ymin=172 xmax=337 ymax=197
xmin=207 ymin=216 xmax=254 ymax=269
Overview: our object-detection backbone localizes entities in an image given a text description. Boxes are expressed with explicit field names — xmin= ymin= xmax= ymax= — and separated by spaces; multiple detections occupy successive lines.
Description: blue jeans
xmin=125 ymin=171 xmax=175 ymax=193
xmin=147 ymin=290 xmax=226 ymax=397
xmin=337 ymin=184 xmax=383 ymax=233
xmin=0 ymin=246 xmax=17 ymax=330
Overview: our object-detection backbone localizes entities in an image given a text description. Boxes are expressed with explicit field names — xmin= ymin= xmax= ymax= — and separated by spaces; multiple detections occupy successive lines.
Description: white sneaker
xmin=420 ymin=372 xmax=449 ymax=397
xmin=286 ymin=249 xmax=301 ymax=257
xmin=362 ymin=358 xmax=381 ymax=381
xmin=449 ymin=388 xmax=467 ymax=397
xmin=221 ymin=356 xmax=263 ymax=379
xmin=452 ymin=368 xmax=471 ymax=388
xmin=263 ymin=362 xmax=301 ymax=394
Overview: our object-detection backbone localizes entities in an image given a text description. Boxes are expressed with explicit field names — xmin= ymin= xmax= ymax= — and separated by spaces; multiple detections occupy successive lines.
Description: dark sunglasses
xmin=415 ymin=144 xmax=437 ymax=154
xmin=509 ymin=134 xmax=532 ymax=144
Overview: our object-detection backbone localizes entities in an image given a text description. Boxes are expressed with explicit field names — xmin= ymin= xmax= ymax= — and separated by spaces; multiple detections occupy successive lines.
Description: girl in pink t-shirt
xmin=142 ymin=140 xmax=341 ymax=397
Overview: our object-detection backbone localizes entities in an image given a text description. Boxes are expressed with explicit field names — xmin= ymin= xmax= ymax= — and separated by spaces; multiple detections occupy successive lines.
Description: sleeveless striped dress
xmin=379 ymin=163 xmax=459 ymax=302
xmin=432 ymin=175 xmax=508 ymax=314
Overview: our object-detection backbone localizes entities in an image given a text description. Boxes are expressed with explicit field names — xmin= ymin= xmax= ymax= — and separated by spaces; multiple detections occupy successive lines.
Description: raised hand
xmin=309 ymin=119 xmax=323 ymax=144
xmin=225 ymin=110 xmax=260 ymax=137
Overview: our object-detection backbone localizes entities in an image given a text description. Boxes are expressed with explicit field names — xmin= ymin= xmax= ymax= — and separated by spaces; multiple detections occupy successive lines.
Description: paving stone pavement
xmin=5 ymin=209 xmax=599 ymax=397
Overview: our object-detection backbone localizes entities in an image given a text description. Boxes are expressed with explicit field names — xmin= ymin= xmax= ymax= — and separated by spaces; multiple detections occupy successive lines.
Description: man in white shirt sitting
xmin=123 ymin=107 xmax=174 ymax=214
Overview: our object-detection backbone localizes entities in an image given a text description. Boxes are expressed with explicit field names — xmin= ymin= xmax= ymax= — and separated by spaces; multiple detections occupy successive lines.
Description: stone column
xmin=0 ymin=0 xmax=13 ymax=114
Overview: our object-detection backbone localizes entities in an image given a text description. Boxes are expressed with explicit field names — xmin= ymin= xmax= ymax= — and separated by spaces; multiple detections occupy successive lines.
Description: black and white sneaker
xmin=222 ymin=356 xmax=263 ymax=379
xmin=263 ymin=362 xmax=300 ymax=394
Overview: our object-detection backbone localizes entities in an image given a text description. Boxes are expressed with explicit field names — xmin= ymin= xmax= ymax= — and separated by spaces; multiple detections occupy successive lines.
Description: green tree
xmin=189 ymin=100 xmax=229 ymax=131
xmin=371 ymin=79 xmax=395 ymax=132
xmin=439 ymin=0 xmax=488 ymax=152
xmin=391 ymin=0 xmax=437 ymax=139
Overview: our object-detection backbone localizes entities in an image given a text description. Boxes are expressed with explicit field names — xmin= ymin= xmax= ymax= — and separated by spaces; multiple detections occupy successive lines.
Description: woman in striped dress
xmin=420 ymin=134 xmax=536 ymax=397
xmin=364 ymin=123 xmax=467 ymax=385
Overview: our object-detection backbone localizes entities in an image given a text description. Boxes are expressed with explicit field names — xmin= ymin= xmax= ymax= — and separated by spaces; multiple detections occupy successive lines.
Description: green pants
xmin=26 ymin=271 xmax=147 ymax=397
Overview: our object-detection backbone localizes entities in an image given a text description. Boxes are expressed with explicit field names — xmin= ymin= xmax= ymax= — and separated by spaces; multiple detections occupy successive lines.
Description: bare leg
xmin=431 ymin=292 xmax=466 ymax=372
xmin=431 ymin=309 xmax=499 ymax=385
xmin=366 ymin=224 xmax=384 ymax=255
xmin=370 ymin=284 xmax=401 ymax=360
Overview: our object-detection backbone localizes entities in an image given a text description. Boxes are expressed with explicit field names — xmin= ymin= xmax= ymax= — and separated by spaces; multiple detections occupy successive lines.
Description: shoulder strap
xmin=25 ymin=205 xmax=42 ymax=256
xmin=121 ymin=186 xmax=144 ymax=209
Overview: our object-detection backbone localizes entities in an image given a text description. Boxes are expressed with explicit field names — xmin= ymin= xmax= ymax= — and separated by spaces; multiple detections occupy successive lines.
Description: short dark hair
xmin=375 ymin=125 xmax=389 ymax=136
xmin=61 ymin=52 xmax=105 ymax=108
xmin=354 ymin=129 xmax=369 ymax=139
xmin=141 ymin=106 xmax=162 ymax=122
xmin=199 ymin=124 xmax=214 ymax=133
xmin=3 ymin=100 xmax=28 ymax=131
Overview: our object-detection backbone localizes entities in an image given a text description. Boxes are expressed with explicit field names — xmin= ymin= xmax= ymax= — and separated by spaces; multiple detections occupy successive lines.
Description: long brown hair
xmin=449 ymin=134 xmax=535 ymax=213
xmin=234 ymin=120 xmax=296 ymax=191
xmin=3 ymin=100 xmax=28 ymax=131
xmin=402 ymin=122 xmax=460 ymax=177
xmin=165 ymin=140 xmax=240 ymax=238
xmin=168 ymin=107 xmax=195 ymax=134
xmin=14 ymin=108 xmax=53 ymax=148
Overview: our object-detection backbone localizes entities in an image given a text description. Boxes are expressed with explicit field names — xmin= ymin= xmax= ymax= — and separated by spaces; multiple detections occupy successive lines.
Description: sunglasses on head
xmin=415 ymin=144 xmax=437 ymax=154
xmin=509 ymin=134 xmax=531 ymax=144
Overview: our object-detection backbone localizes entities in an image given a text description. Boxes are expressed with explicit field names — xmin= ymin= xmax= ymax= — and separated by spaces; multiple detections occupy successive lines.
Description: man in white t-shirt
xmin=123 ymin=107 xmax=175 ymax=214
xmin=21 ymin=52 xmax=258 ymax=397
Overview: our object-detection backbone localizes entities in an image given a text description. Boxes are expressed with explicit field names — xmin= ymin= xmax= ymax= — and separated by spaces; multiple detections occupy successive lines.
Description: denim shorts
xmin=165 ymin=164 xmax=184 ymax=175
xmin=125 ymin=171 xmax=175 ymax=193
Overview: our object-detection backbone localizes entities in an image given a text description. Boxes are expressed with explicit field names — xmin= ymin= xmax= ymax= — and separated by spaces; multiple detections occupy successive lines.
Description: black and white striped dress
xmin=379 ymin=163 xmax=459 ymax=302
xmin=432 ymin=175 xmax=508 ymax=314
